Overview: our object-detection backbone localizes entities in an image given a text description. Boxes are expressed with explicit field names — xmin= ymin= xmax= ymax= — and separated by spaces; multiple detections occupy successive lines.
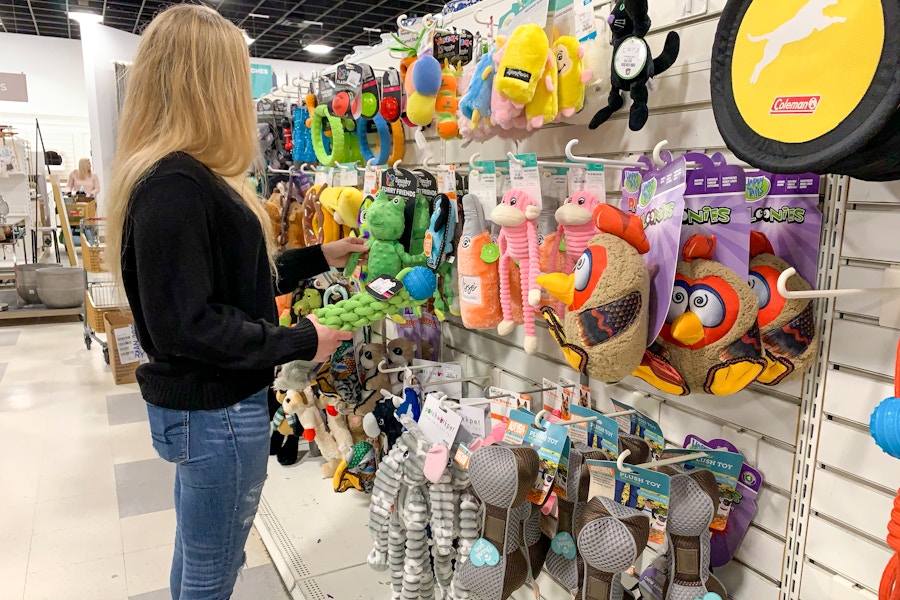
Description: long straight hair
xmin=76 ymin=158 xmax=91 ymax=180
xmin=106 ymin=4 xmax=273 ymax=285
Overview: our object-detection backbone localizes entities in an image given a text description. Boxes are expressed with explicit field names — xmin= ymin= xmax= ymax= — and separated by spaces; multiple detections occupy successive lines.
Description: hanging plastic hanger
xmin=532 ymin=408 xmax=638 ymax=431
xmin=468 ymin=152 xmax=484 ymax=173
xmin=565 ymin=139 xmax=646 ymax=169
xmin=778 ymin=267 xmax=900 ymax=300
xmin=487 ymin=384 xmax=575 ymax=399
xmin=617 ymin=449 xmax=710 ymax=474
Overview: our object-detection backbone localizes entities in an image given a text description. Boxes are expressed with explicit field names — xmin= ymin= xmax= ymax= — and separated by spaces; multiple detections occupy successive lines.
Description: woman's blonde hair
xmin=76 ymin=157 xmax=91 ymax=180
xmin=106 ymin=4 xmax=273 ymax=285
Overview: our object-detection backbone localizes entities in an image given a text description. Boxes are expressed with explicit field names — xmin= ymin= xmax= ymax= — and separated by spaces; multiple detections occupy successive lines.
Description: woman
xmin=66 ymin=157 xmax=100 ymax=196
xmin=105 ymin=6 xmax=367 ymax=599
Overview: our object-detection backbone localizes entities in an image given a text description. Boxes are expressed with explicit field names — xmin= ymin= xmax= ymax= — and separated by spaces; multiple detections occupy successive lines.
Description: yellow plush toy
xmin=495 ymin=24 xmax=551 ymax=107
xmin=525 ymin=51 xmax=558 ymax=129
xmin=318 ymin=186 xmax=361 ymax=240
xmin=555 ymin=36 xmax=593 ymax=118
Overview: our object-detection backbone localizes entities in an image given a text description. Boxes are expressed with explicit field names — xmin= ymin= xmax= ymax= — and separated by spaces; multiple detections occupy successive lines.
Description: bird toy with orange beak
xmin=537 ymin=204 xmax=651 ymax=382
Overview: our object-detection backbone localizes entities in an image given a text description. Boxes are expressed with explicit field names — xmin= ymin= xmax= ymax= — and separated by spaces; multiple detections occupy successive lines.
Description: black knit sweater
xmin=121 ymin=153 xmax=329 ymax=410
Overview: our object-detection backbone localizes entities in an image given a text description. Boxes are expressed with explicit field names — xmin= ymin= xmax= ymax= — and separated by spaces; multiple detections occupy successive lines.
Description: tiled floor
xmin=0 ymin=320 xmax=292 ymax=600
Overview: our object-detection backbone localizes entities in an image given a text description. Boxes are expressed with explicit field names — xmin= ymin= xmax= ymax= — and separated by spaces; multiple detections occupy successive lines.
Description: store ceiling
xmin=0 ymin=0 xmax=448 ymax=61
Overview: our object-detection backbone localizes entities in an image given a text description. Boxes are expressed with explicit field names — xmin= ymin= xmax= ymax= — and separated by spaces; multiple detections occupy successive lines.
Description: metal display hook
xmin=616 ymin=449 xmax=710 ymax=474
xmin=565 ymin=139 xmax=645 ymax=169
xmin=532 ymin=408 xmax=638 ymax=431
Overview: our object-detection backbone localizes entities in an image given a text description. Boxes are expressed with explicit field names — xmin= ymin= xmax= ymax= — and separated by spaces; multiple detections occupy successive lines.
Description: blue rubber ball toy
xmin=403 ymin=266 xmax=437 ymax=301
xmin=871 ymin=396 xmax=900 ymax=459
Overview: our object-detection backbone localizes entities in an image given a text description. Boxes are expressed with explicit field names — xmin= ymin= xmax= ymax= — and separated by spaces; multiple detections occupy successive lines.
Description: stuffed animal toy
xmin=489 ymin=37 xmax=528 ymax=130
xmin=286 ymin=201 xmax=306 ymax=249
xmin=435 ymin=61 xmax=460 ymax=139
xmin=554 ymin=36 xmax=593 ymax=118
xmin=550 ymin=190 xmax=604 ymax=276
xmin=292 ymin=288 xmax=322 ymax=318
xmin=346 ymin=190 xmax=427 ymax=281
xmin=637 ymin=234 xmax=767 ymax=396
xmin=495 ymin=24 xmax=551 ymax=107
xmin=525 ymin=50 xmax=558 ymax=130
xmin=492 ymin=189 xmax=542 ymax=354
xmin=589 ymin=0 xmax=680 ymax=131
xmin=318 ymin=186 xmax=358 ymax=242
xmin=264 ymin=188 xmax=284 ymax=243
xmin=458 ymin=193 xmax=503 ymax=329
xmin=538 ymin=204 xmax=651 ymax=382
xmin=291 ymin=387 xmax=344 ymax=474
xmin=270 ymin=389 xmax=308 ymax=465
xmin=460 ymin=46 xmax=496 ymax=128
xmin=405 ymin=55 xmax=443 ymax=127
xmin=748 ymin=231 xmax=818 ymax=385
xmin=333 ymin=440 xmax=379 ymax=493
xmin=321 ymin=186 xmax=365 ymax=233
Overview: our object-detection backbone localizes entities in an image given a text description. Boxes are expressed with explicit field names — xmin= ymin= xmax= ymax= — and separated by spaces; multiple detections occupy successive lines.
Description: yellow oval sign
xmin=732 ymin=0 xmax=884 ymax=143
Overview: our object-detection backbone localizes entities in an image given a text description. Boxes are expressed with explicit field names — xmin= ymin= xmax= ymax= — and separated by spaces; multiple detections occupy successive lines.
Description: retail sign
xmin=250 ymin=63 xmax=275 ymax=99
xmin=0 ymin=73 xmax=28 ymax=102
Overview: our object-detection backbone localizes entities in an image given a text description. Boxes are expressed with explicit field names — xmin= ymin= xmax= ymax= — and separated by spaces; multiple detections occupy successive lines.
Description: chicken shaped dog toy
xmin=492 ymin=189 xmax=542 ymax=355
xmin=538 ymin=204 xmax=651 ymax=382
xmin=637 ymin=234 xmax=767 ymax=396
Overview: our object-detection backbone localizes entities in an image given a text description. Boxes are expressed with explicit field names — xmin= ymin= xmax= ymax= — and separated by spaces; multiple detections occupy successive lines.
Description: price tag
xmin=419 ymin=394 xmax=463 ymax=447
xmin=437 ymin=165 xmax=457 ymax=198
xmin=509 ymin=153 xmax=542 ymax=207
xmin=585 ymin=165 xmax=606 ymax=197
xmin=487 ymin=386 xmax=532 ymax=427
xmin=365 ymin=275 xmax=402 ymax=300
xmin=454 ymin=444 xmax=473 ymax=468
xmin=458 ymin=401 xmax=490 ymax=441
xmin=340 ymin=167 xmax=359 ymax=188
xmin=574 ymin=0 xmax=598 ymax=42
xmin=315 ymin=167 xmax=333 ymax=187
xmin=363 ymin=167 xmax=380 ymax=195
xmin=469 ymin=161 xmax=497 ymax=218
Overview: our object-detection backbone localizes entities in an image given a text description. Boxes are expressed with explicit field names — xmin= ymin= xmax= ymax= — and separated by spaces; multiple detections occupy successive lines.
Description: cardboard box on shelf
xmin=103 ymin=310 xmax=148 ymax=385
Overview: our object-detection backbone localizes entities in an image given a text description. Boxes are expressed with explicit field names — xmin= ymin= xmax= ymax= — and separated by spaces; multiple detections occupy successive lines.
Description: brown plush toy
xmin=386 ymin=338 xmax=417 ymax=391
xmin=748 ymin=231 xmax=818 ymax=385
xmin=537 ymin=205 xmax=651 ymax=382
xmin=286 ymin=201 xmax=306 ymax=249
xmin=636 ymin=234 xmax=767 ymax=396
xmin=264 ymin=189 xmax=283 ymax=244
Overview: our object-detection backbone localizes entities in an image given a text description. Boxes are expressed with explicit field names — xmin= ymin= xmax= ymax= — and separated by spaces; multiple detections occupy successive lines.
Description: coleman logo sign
xmin=770 ymin=95 xmax=820 ymax=115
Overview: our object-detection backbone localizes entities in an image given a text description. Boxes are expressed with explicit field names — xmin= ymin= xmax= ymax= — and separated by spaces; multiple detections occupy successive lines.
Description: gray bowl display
xmin=15 ymin=263 xmax=62 ymax=304
xmin=36 ymin=267 xmax=85 ymax=309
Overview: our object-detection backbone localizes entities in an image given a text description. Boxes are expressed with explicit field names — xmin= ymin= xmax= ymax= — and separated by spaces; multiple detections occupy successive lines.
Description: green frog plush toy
xmin=345 ymin=190 xmax=426 ymax=280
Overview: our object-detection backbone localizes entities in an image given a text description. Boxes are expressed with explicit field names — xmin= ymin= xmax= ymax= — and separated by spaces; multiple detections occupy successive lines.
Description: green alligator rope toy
xmin=313 ymin=267 xmax=437 ymax=330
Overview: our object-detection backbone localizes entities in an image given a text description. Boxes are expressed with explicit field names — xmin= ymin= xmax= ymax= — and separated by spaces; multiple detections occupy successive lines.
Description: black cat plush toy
xmin=590 ymin=0 xmax=680 ymax=131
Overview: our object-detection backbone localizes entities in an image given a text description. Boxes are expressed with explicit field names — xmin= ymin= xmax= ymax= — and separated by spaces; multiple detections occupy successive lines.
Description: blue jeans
xmin=146 ymin=389 xmax=270 ymax=600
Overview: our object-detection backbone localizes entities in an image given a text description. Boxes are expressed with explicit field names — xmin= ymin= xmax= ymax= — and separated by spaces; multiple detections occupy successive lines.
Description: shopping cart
xmin=81 ymin=218 xmax=127 ymax=364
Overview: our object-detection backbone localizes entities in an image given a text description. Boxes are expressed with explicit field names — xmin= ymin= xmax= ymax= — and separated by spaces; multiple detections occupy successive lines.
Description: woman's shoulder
xmin=135 ymin=153 xmax=216 ymax=196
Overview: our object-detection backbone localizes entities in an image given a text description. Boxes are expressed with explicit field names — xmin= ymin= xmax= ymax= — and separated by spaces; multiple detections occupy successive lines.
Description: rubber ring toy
xmin=356 ymin=114 xmax=391 ymax=165
xmin=711 ymin=0 xmax=900 ymax=180
xmin=387 ymin=120 xmax=405 ymax=166
xmin=311 ymin=104 xmax=346 ymax=167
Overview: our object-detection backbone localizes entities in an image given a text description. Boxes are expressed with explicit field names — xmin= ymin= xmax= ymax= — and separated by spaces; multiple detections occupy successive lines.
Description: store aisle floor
xmin=0 ymin=320 xmax=293 ymax=600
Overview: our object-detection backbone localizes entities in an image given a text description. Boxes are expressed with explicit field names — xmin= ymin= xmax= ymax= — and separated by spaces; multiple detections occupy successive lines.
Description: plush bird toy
xmin=748 ymin=231 xmax=818 ymax=385
xmin=635 ymin=235 xmax=767 ymax=396
xmin=538 ymin=204 xmax=650 ymax=382
xmin=589 ymin=0 xmax=680 ymax=131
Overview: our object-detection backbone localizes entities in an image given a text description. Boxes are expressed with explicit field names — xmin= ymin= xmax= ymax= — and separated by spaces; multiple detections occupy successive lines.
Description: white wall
xmin=77 ymin=23 xmax=140 ymax=210
xmin=254 ymin=57 xmax=330 ymax=91
xmin=0 ymin=33 xmax=91 ymax=176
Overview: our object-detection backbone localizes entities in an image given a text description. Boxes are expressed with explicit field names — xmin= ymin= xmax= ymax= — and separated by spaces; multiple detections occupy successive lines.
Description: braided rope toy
xmin=313 ymin=267 xmax=437 ymax=330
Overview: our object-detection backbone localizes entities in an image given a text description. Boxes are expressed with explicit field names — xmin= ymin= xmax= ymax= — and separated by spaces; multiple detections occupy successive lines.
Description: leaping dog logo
xmin=747 ymin=0 xmax=847 ymax=84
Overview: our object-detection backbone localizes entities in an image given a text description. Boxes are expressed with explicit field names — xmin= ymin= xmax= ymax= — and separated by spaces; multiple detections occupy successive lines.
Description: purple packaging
xmin=621 ymin=156 xmax=686 ymax=344
xmin=682 ymin=152 xmax=750 ymax=278
xmin=746 ymin=171 xmax=822 ymax=284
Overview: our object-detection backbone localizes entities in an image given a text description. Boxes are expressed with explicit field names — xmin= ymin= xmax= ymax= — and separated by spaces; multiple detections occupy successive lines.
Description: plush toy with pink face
xmin=491 ymin=189 xmax=542 ymax=354
xmin=551 ymin=190 xmax=604 ymax=274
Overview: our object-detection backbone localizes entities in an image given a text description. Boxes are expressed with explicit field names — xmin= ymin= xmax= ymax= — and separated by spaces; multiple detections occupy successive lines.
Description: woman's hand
xmin=307 ymin=314 xmax=354 ymax=362
xmin=322 ymin=237 xmax=369 ymax=268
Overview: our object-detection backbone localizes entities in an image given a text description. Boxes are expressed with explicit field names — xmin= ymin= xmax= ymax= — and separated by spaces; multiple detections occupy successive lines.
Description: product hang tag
xmin=315 ymin=167 xmax=334 ymax=187
xmin=363 ymin=167 xmax=380 ymax=195
xmin=437 ymin=165 xmax=457 ymax=199
xmin=340 ymin=167 xmax=360 ymax=188
xmin=365 ymin=275 xmax=403 ymax=300
xmin=567 ymin=164 xmax=586 ymax=196
xmin=458 ymin=399 xmax=491 ymax=442
xmin=488 ymin=386 xmax=533 ymax=428
xmin=454 ymin=443 xmax=473 ymax=468
xmin=469 ymin=161 xmax=498 ymax=219
xmin=586 ymin=459 xmax=672 ymax=551
xmin=662 ymin=448 xmax=745 ymax=531
xmin=611 ymin=399 xmax=665 ymax=458
xmin=584 ymin=165 xmax=606 ymax=197
xmin=544 ymin=167 xmax=568 ymax=205
xmin=434 ymin=31 xmax=460 ymax=63
xmin=525 ymin=421 xmax=570 ymax=504
xmin=420 ymin=394 xmax=463 ymax=447
xmin=541 ymin=378 xmax=562 ymax=415
xmin=381 ymin=167 xmax=419 ymax=201
xmin=457 ymin=30 xmax=475 ymax=65
xmin=574 ymin=0 xmax=598 ymax=42
xmin=411 ymin=361 xmax=463 ymax=398
xmin=509 ymin=153 xmax=542 ymax=208
xmin=503 ymin=408 xmax=535 ymax=445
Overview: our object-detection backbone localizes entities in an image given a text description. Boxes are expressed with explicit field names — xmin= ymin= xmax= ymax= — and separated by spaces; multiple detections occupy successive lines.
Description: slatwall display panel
xmin=836 ymin=263 xmax=891 ymax=322
xmin=845 ymin=179 xmax=900 ymax=205
xmin=717 ymin=560 xmax=781 ymax=600
xmin=805 ymin=516 xmax=892 ymax=593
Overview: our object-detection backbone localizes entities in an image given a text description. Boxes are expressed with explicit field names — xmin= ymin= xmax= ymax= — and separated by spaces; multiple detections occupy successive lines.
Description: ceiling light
xmin=302 ymin=20 xmax=324 ymax=27
xmin=243 ymin=31 xmax=255 ymax=45
xmin=305 ymin=43 xmax=333 ymax=55
xmin=363 ymin=27 xmax=381 ymax=33
xmin=248 ymin=13 xmax=270 ymax=19
xmin=68 ymin=10 xmax=103 ymax=24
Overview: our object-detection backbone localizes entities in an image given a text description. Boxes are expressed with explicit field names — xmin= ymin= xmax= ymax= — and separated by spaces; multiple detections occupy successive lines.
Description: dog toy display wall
xmin=712 ymin=0 xmax=900 ymax=180
xmin=589 ymin=0 xmax=680 ymax=131
xmin=748 ymin=231 xmax=818 ymax=385
xmin=538 ymin=204 xmax=651 ymax=382
xmin=492 ymin=189 xmax=542 ymax=355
